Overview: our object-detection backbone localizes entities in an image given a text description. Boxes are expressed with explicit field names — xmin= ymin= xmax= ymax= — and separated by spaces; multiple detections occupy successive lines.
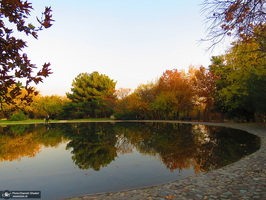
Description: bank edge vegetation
xmin=0 ymin=0 xmax=265 ymax=122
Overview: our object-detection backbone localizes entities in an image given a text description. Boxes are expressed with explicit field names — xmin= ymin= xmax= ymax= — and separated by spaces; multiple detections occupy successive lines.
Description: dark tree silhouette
xmin=0 ymin=0 xmax=53 ymax=111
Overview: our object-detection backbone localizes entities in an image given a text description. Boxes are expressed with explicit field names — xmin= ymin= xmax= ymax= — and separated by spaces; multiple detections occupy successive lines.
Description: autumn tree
xmin=31 ymin=95 xmax=69 ymax=119
xmin=115 ymin=88 xmax=131 ymax=100
xmin=67 ymin=72 xmax=116 ymax=118
xmin=0 ymin=0 xmax=53 ymax=109
xmin=133 ymin=82 xmax=158 ymax=119
xmin=114 ymin=84 xmax=157 ymax=120
xmin=113 ymin=88 xmax=134 ymax=119
xmin=157 ymin=69 xmax=195 ymax=119
xmin=202 ymin=0 xmax=266 ymax=52
xmin=114 ymin=70 xmax=199 ymax=120
xmin=0 ymin=86 xmax=38 ymax=118
xmin=190 ymin=66 xmax=218 ymax=121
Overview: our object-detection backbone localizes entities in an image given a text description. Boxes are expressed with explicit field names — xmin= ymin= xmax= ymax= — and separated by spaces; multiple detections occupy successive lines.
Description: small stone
xmin=174 ymin=190 xmax=180 ymax=194
xmin=196 ymin=194 xmax=203 ymax=198
xmin=240 ymin=190 xmax=247 ymax=194
xmin=223 ymin=192 xmax=232 ymax=196
xmin=161 ymin=192 xmax=167 ymax=196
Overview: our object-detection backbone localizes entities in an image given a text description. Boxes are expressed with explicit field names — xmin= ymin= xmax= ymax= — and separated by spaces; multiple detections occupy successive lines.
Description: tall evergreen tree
xmin=66 ymin=72 xmax=116 ymax=118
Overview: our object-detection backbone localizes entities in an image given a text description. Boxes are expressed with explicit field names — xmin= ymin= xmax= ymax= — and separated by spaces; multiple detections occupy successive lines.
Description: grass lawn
xmin=0 ymin=118 xmax=114 ymax=125
xmin=68 ymin=118 xmax=114 ymax=122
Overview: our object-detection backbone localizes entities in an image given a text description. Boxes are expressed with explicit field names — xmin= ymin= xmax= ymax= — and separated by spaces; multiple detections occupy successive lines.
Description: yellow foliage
xmin=0 ymin=132 xmax=41 ymax=161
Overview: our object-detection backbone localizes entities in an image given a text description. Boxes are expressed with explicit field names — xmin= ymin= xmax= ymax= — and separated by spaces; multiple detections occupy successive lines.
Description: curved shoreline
xmin=60 ymin=121 xmax=265 ymax=200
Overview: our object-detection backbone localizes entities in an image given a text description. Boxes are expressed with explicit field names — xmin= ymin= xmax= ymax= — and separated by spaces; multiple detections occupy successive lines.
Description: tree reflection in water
xmin=65 ymin=123 xmax=118 ymax=171
xmin=0 ymin=122 xmax=260 ymax=174
xmin=0 ymin=124 xmax=66 ymax=161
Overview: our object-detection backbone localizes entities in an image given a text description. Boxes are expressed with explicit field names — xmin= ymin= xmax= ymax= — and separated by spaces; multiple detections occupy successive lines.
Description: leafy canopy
xmin=209 ymin=38 xmax=266 ymax=120
xmin=67 ymin=71 xmax=116 ymax=118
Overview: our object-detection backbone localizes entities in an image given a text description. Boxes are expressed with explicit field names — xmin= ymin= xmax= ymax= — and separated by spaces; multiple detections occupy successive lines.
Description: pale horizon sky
xmin=23 ymin=0 xmax=228 ymax=96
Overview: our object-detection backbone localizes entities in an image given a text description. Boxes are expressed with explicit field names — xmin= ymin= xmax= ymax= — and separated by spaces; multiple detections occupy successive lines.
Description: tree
xmin=113 ymin=88 xmax=133 ymax=119
xmin=209 ymin=39 xmax=266 ymax=121
xmin=115 ymin=88 xmax=131 ymax=100
xmin=0 ymin=0 xmax=53 ymax=108
xmin=114 ymin=88 xmax=133 ymax=119
xmin=158 ymin=69 xmax=195 ymax=118
xmin=66 ymin=71 xmax=116 ymax=118
xmin=0 ymin=86 xmax=38 ymax=118
xmin=246 ymin=72 xmax=266 ymax=121
xmin=31 ymin=95 xmax=69 ymax=119
xmin=190 ymin=66 xmax=218 ymax=121
xmin=202 ymin=0 xmax=266 ymax=52
xmin=114 ymin=70 xmax=198 ymax=120
xmin=133 ymin=82 xmax=158 ymax=119
xmin=150 ymin=91 xmax=176 ymax=119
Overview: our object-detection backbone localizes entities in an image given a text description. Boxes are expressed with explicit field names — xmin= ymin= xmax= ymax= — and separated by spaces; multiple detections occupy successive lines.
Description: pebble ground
xmin=62 ymin=122 xmax=266 ymax=200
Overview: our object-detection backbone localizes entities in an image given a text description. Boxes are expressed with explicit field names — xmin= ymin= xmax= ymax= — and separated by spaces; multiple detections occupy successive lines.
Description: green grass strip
xmin=0 ymin=118 xmax=114 ymax=125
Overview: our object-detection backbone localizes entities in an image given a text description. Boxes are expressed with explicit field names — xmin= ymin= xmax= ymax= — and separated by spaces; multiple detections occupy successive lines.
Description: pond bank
xmin=62 ymin=121 xmax=266 ymax=200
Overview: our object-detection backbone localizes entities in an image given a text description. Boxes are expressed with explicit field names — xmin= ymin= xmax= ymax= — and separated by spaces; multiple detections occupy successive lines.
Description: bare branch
xmin=201 ymin=0 xmax=266 ymax=52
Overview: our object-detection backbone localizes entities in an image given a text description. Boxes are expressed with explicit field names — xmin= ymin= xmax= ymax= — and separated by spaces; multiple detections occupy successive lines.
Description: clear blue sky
xmin=25 ymin=0 xmax=226 ymax=96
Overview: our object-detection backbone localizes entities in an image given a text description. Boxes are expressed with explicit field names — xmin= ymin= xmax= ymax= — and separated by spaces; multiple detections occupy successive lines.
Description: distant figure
xmin=45 ymin=114 xmax=50 ymax=124
xmin=136 ymin=114 xmax=144 ymax=120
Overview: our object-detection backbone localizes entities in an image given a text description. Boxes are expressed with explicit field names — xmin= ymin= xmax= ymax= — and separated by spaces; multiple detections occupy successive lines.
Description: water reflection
xmin=0 ymin=124 xmax=66 ymax=162
xmin=65 ymin=123 xmax=118 ymax=171
xmin=0 ymin=122 xmax=260 ymax=174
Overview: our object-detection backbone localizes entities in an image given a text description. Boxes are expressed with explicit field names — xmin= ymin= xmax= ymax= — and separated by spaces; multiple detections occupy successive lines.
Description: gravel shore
xmin=63 ymin=122 xmax=266 ymax=200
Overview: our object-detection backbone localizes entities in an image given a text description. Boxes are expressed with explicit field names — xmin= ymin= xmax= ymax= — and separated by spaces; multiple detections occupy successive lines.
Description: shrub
xmin=9 ymin=110 xmax=28 ymax=121
xmin=114 ymin=112 xmax=136 ymax=120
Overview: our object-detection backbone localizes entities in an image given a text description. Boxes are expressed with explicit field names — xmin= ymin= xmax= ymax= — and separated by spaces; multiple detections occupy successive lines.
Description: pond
xmin=0 ymin=122 xmax=260 ymax=200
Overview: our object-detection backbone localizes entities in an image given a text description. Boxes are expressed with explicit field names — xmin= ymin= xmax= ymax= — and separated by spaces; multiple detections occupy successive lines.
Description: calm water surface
xmin=0 ymin=122 xmax=260 ymax=200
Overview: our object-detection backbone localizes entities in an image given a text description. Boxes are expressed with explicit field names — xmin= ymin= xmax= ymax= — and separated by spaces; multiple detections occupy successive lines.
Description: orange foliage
xmin=158 ymin=69 xmax=195 ymax=114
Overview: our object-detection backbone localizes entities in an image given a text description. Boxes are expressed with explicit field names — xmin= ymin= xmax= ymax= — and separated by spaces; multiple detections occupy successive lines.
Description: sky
xmin=22 ymin=0 xmax=227 ymax=96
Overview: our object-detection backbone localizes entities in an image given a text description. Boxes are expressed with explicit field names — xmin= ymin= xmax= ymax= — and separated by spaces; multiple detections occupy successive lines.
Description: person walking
xmin=45 ymin=114 xmax=50 ymax=124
